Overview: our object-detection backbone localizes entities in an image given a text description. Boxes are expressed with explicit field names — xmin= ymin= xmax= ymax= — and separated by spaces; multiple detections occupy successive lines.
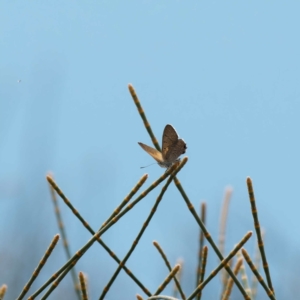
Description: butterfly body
xmin=138 ymin=124 xmax=187 ymax=169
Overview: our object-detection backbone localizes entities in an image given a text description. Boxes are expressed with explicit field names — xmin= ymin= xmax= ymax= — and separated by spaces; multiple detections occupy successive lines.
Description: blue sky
xmin=1 ymin=1 xmax=299 ymax=299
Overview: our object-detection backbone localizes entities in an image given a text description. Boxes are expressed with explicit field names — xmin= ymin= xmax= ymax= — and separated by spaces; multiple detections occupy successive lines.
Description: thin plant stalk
xmin=187 ymin=231 xmax=252 ymax=300
xmin=196 ymin=202 xmax=206 ymax=293
xmin=128 ymin=84 xmax=160 ymax=151
xmin=48 ymin=176 xmax=81 ymax=299
xmin=40 ymin=258 xmax=80 ymax=300
xmin=98 ymin=164 xmax=186 ymax=300
xmin=246 ymin=177 xmax=274 ymax=294
xmin=47 ymin=174 xmax=151 ymax=296
xmin=153 ymin=241 xmax=186 ymax=300
xmin=16 ymin=235 xmax=60 ymax=300
xmin=197 ymin=245 xmax=208 ymax=300
xmin=172 ymin=258 xmax=184 ymax=299
xmin=241 ymin=249 xmax=276 ymax=300
xmin=79 ymin=272 xmax=88 ymax=300
xmin=153 ymin=265 xmax=181 ymax=296
xmin=251 ymin=232 xmax=264 ymax=300
xmin=101 ymin=174 xmax=148 ymax=228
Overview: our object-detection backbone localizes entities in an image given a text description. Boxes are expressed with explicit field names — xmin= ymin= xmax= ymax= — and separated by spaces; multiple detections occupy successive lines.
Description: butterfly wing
xmin=162 ymin=124 xmax=179 ymax=160
xmin=138 ymin=142 xmax=164 ymax=164
xmin=165 ymin=139 xmax=187 ymax=164
xmin=162 ymin=124 xmax=186 ymax=164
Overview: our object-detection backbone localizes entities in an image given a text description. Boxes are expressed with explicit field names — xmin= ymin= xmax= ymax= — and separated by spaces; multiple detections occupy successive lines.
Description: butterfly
xmin=138 ymin=124 xmax=187 ymax=169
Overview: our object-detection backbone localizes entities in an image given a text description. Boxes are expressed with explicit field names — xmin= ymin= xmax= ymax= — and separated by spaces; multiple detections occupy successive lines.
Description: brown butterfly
xmin=138 ymin=124 xmax=187 ymax=169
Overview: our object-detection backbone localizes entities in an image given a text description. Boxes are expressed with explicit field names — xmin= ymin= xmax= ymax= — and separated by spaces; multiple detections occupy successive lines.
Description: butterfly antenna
xmin=140 ymin=162 xmax=158 ymax=169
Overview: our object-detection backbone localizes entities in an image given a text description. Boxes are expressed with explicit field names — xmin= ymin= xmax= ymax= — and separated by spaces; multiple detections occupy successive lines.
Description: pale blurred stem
xmin=129 ymin=84 xmax=249 ymax=299
xmin=221 ymin=258 xmax=243 ymax=300
xmin=147 ymin=297 xmax=179 ymax=300
xmin=237 ymin=251 xmax=252 ymax=298
xmin=173 ymin=259 xmax=183 ymax=299
xmin=219 ymin=187 xmax=232 ymax=291
xmin=0 ymin=285 xmax=7 ymax=300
